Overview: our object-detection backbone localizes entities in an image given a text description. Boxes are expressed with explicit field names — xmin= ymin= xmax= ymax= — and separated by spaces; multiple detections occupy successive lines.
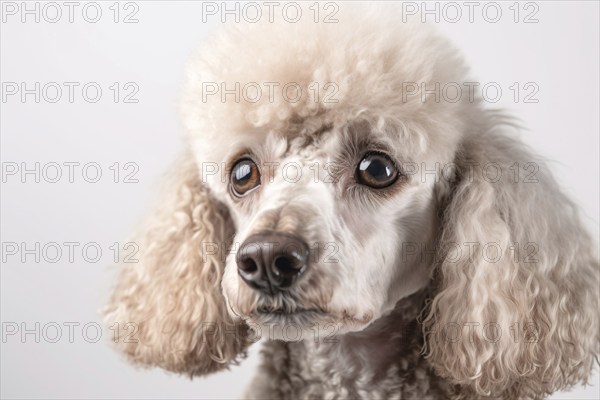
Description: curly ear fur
xmin=423 ymin=116 xmax=600 ymax=398
xmin=104 ymin=152 xmax=248 ymax=376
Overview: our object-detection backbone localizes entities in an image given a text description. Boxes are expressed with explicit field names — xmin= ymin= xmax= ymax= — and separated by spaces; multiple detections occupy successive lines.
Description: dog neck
xmin=247 ymin=289 xmax=454 ymax=398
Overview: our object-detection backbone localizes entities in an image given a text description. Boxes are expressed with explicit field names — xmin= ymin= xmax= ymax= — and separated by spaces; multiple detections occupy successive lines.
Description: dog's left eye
xmin=356 ymin=152 xmax=398 ymax=189
xmin=231 ymin=158 xmax=261 ymax=197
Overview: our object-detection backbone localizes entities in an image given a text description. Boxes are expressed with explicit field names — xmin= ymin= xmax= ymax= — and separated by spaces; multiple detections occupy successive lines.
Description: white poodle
xmin=105 ymin=4 xmax=599 ymax=399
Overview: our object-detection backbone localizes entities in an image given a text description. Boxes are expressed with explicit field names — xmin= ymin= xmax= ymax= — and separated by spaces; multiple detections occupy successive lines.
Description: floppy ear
xmin=423 ymin=119 xmax=599 ymax=398
xmin=104 ymin=152 xmax=248 ymax=376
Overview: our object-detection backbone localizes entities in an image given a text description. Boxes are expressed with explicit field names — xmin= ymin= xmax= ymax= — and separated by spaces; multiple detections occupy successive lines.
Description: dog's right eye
xmin=231 ymin=158 xmax=261 ymax=197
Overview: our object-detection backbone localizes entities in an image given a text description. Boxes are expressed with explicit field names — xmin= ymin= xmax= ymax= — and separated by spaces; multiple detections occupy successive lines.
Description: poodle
xmin=105 ymin=4 xmax=599 ymax=399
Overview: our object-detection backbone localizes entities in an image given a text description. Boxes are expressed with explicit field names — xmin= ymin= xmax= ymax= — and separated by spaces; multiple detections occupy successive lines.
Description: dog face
xmin=204 ymin=120 xmax=440 ymax=337
xmin=182 ymin=7 xmax=470 ymax=338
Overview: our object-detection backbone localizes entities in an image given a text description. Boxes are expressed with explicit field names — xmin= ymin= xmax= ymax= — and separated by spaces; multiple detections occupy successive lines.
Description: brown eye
xmin=356 ymin=152 xmax=398 ymax=189
xmin=231 ymin=158 xmax=261 ymax=197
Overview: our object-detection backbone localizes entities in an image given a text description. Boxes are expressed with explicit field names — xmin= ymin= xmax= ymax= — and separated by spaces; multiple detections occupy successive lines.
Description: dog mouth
xmin=248 ymin=306 xmax=336 ymax=339
xmin=246 ymin=306 xmax=373 ymax=341
xmin=254 ymin=306 xmax=326 ymax=317
xmin=250 ymin=306 xmax=331 ymax=326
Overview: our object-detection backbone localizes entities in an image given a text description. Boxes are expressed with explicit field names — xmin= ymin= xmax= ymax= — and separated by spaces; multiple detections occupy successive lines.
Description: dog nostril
xmin=273 ymin=255 xmax=299 ymax=275
xmin=239 ymin=258 xmax=258 ymax=273
xmin=274 ymin=256 xmax=291 ymax=273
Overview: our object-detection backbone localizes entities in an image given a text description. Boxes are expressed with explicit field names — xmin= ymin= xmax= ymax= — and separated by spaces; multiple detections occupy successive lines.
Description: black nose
xmin=237 ymin=232 xmax=309 ymax=293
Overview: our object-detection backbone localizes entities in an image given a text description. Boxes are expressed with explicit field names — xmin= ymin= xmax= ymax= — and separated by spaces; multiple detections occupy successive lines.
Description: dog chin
xmin=243 ymin=309 xmax=372 ymax=342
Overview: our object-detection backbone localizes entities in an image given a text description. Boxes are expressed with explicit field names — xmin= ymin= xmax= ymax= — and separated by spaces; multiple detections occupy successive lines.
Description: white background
xmin=1 ymin=1 xmax=598 ymax=398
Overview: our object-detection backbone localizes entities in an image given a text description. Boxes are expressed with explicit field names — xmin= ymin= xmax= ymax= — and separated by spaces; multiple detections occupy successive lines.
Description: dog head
xmin=183 ymin=7 xmax=470 ymax=338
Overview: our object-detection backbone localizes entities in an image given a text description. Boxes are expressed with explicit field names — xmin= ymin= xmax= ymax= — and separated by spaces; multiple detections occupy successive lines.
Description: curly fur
xmin=422 ymin=125 xmax=599 ymax=398
xmin=104 ymin=155 xmax=248 ymax=376
xmin=105 ymin=4 xmax=599 ymax=399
